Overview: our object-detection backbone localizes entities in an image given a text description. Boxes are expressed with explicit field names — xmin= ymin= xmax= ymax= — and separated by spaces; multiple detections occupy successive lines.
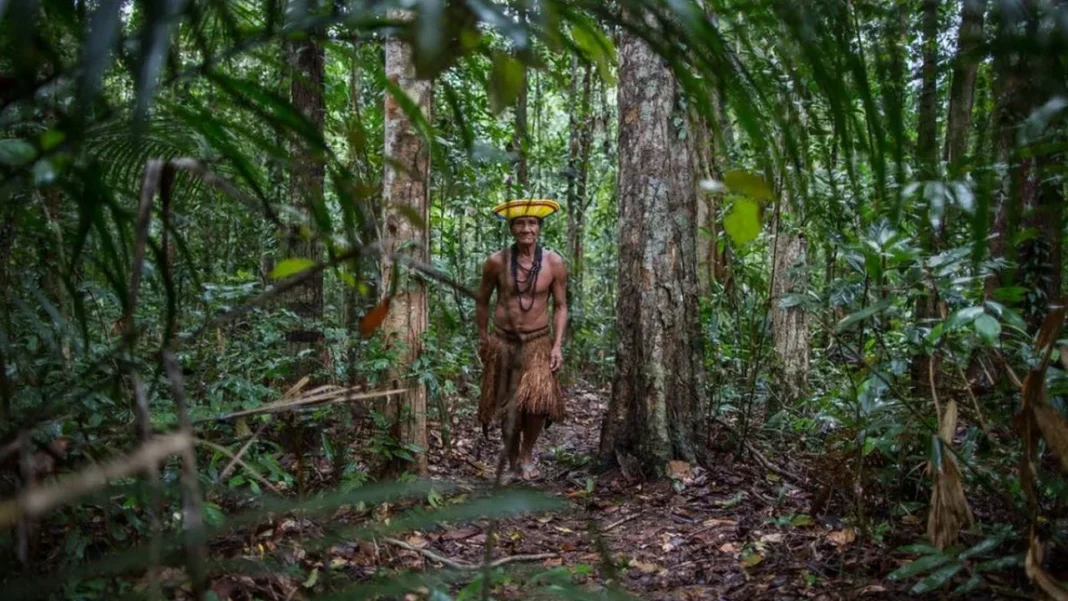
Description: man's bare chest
xmin=497 ymin=259 xmax=554 ymax=298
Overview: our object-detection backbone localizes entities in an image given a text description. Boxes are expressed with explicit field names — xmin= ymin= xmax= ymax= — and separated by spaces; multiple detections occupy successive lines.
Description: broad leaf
xmin=270 ymin=258 xmax=316 ymax=280
xmin=910 ymin=561 xmax=963 ymax=594
xmin=724 ymin=169 xmax=773 ymax=201
xmin=888 ymin=553 xmax=951 ymax=581
xmin=973 ymin=314 xmax=1001 ymax=344
xmin=723 ymin=196 xmax=761 ymax=247
xmin=488 ymin=51 xmax=525 ymax=115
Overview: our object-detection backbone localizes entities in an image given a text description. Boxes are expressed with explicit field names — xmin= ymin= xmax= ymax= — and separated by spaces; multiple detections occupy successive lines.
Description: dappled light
xmin=1 ymin=1 xmax=1068 ymax=600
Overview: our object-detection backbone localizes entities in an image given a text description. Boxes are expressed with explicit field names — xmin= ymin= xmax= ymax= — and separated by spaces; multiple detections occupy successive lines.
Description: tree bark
xmin=912 ymin=0 xmax=942 ymax=398
xmin=566 ymin=59 xmax=593 ymax=308
xmin=943 ymin=0 xmax=987 ymax=168
xmin=769 ymin=210 xmax=810 ymax=413
xmin=599 ymin=23 xmax=707 ymax=470
xmin=284 ymin=32 xmax=326 ymax=377
xmin=382 ymin=24 xmax=431 ymax=475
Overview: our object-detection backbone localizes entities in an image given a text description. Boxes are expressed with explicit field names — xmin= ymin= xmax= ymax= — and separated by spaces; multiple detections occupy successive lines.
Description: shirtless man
xmin=476 ymin=200 xmax=568 ymax=481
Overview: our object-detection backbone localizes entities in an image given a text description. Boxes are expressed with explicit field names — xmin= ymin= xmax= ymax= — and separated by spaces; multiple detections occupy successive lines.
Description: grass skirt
xmin=478 ymin=326 xmax=564 ymax=425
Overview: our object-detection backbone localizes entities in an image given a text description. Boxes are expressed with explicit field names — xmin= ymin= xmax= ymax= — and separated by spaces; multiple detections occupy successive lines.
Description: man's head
xmin=510 ymin=216 xmax=541 ymax=246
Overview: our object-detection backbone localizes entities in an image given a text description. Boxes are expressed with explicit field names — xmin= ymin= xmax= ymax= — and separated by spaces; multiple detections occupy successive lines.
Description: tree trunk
xmin=382 ymin=24 xmax=431 ymax=475
xmin=769 ymin=208 xmax=810 ymax=414
xmin=566 ymin=59 xmax=593 ymax=308
xmin=943 ymin=0 xmax=987 ymax=168
xmin=284 ymin=33 xmax=325 ymax=377
xmin=912 ymin=0 xmax=941 ymax=398
xmin=599 ymin=23 xmax=707 ymax=471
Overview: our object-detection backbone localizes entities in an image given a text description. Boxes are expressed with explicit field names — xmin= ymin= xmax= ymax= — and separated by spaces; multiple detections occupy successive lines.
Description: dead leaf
xmin=701 ymin=518 xmax=736 ymax=527
xmin=719 ymin=542 xmax=740 ymax=554
xmin=406 ymin=534 xmax=428 ymax=549
xmin=741 ymin=551 xmax=764 ymax=568
xmin=667 ymin=460 xmax=693 ymax=481
xmin=859 ymin=585 xmax=887 ymax=595
xmin=827 ymin=528 xmax=856 ymax=546
xmin=629 ymin=559 xmax=659 ymax=574
xmin=360 ymin=296 xmax=391 ymax=337
xmin=543 ymin=557 xmax=563 ymax=567
xmin=760 ymin=533 xmax=784 ymax=544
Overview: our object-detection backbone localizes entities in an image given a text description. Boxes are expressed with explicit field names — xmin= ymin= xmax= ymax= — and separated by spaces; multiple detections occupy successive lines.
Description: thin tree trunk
xmin=943 ymin=0 xmax=987 ymax=168
xmin=566 ymin=61 xmax=593 ymax=308
xmin=600 ymin=19 xmax=707 ymax=470
xmin=912 ymin=0 xmax=941 ymax=397
xmin=284 ymin=31 xmax=325 ymax=377
xmin=769 ymin=208 xmax=810 ymax=413
xmin=382 ymin=19 xmax=431 ymax=475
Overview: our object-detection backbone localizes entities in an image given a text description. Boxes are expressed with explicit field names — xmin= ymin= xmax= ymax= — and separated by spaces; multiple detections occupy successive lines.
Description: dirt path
xmin=402 ymin=386 xmax=916 ymax=601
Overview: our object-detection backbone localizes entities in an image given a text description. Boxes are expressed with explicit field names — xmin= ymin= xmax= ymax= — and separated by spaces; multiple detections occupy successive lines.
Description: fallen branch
xmin=0 ymin=433 xmax=193 ymax=528
xmin=712 ymin=417 xmax=807 ymax=486
xmin=197 ymin=387 xmax=407 ymax=423
xmin=381 ymin=537 xmax=557 ymax=570
xmin=602 ymin=513 xmax=640 ymax=533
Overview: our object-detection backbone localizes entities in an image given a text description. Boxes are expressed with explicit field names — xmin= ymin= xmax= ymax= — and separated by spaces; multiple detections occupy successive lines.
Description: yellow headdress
xmin=492 ymin=199 xmax=561 ymax=221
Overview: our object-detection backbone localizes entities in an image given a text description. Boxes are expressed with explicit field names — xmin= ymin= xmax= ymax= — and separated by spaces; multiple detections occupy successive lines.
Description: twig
xmin=381 ymin=537 xmax=556 ymax=570
xmin=602 ymin=512 xmax=640 ymax=533
xmin=163 ymin=351 xmax=206 ymax=601
xmin=194 ymin=438 xmax=281 ymax=494
xmin=126 ymin=160 xmax=163 ymax=340
xmin=0 ymin=433 xmax=193 ymax=528
xmin=132 ymin=371 xmax=164 ymax=601
xmin=713 ymin=417 xmax=807 ymax=486
xmin=196 ymin=387 xmax=407 ymax=423
xmin=218 ymin=419 xmax=272 ymax=483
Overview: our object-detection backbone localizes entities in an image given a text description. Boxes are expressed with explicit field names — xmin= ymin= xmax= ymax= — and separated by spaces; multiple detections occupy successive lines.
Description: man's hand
xmin=550 ymin=345 xmax=563 ymax=372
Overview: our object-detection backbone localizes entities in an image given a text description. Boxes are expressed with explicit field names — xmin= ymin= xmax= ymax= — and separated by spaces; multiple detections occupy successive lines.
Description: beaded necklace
xmin=510 ymin=243 xmax=542 ymax=312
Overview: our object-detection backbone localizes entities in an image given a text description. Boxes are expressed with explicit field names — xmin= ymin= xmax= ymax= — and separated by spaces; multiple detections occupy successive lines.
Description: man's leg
xmin=518 ymin=412 xmax=546 ymax=479
xmin=504 ymin=412 xmax=523 ymax=472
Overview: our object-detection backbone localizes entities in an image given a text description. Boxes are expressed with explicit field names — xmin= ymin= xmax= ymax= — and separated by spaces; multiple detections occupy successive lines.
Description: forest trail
xmin=378 ymin=387 xmax=913 ymax=601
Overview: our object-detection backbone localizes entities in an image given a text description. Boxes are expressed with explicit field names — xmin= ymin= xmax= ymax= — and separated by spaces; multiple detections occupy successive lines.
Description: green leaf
xmin=959 ymin=536 xmax=1004 ymax=560
xmin=570 ymin=20 xmax=616 ymax=86
xmin=888 ymin=553 xmax=951 ymax=580
xmin=724 ymin=169 xmax=774 ymax=201
xmin=898 ymin=543 xmax=940 ymax=555
xmin=302 ymin=567 xmax=319 ymax=588
xmin=488 ymin=51 xmax=525 ymax=115
xmin=953 ymin=574 xmax=983 ymax=595
xmin=270 ymin=258 xmax=316 ymax=280
xmin=0 ymin=138 xmax=36 ymax=167
xmin=910 ymin=561 xmax=963 ymax=594
xmin=946 ymin=306 xmax=984 ymax=330
xmin=723 ymin=196 xmax=761 ymax=247
xmin=974 ymin=314 xmax=1001 ymax=344
xmin=836 ymin=299 xmax=890 ymax=332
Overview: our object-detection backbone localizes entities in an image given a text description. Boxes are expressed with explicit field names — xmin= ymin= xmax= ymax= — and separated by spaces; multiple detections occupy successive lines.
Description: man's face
xmin=510 ymin=217 xmax=540 ymax=245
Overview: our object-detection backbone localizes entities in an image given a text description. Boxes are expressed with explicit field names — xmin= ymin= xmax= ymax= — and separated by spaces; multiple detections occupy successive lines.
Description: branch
xmin=0 ymin=433 xmax=193 ymax=528
xmin=381 ymin=537 xmax=557 ymax=570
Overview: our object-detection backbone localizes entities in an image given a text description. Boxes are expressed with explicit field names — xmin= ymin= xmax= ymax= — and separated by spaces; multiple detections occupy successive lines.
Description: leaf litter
xmin=198 ymin=386 xmax=999 ymax=600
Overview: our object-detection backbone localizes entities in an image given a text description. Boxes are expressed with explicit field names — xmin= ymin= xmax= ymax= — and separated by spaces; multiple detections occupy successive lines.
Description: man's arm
xmin=549 ymin=253 xmax=568 ymax=372
xmin=475 ymin=254 xmax=498 ymax=353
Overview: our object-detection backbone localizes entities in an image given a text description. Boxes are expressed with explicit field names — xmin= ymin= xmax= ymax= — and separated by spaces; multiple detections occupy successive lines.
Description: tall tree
xmin=943 ymin=0 xmax=987 ymax=168
xmin=566 ymin=58 xmax=593 ymax=307
xmin=912 ymin=0 xmax=941 ymax=397
xmin=381 ymin=17 xmax=432 ymax=475
xmin=599 ymin=21 xmax=707 ymax=469
xmin=284 ymin=23 xmax=326 ymax=379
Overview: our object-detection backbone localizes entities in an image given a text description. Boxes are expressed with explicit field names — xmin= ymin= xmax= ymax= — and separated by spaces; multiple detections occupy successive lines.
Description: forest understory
xmin=8 ymin=385 xmax=1020 ymax=601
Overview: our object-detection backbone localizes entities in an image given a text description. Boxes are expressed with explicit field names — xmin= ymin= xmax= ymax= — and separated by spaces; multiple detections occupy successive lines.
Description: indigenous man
xmin=476 ymin=199 xmax=568 ymax=481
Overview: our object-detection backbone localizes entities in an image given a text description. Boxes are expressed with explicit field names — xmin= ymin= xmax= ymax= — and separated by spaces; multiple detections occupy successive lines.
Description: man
xmin=476 ymin=199 xmax=568 ymax=481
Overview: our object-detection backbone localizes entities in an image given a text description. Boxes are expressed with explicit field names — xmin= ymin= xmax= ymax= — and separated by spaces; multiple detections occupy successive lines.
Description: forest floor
xmin=203 ymin=385 xmax=964 ymax=601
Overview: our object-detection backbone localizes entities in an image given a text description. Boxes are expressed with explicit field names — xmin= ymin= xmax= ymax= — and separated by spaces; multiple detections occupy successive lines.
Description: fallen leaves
xmin=827 ymin=528 xmax=856 ymax=547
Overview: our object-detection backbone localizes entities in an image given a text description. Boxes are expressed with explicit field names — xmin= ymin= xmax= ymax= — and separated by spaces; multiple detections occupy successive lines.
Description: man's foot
xmin=519 ymin=462 xmax=541 ymax=481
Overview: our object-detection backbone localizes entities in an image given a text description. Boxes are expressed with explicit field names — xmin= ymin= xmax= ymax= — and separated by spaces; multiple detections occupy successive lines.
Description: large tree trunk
xmin=943 ymin=0 xmax=987 ymax=168
xmin=599 ymin=23 xmax=707 ymax=470
xmin=381 ymin=25 xmax=431 ymax=475
xmin=284 ymin=33 xmax=325 ymax=377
